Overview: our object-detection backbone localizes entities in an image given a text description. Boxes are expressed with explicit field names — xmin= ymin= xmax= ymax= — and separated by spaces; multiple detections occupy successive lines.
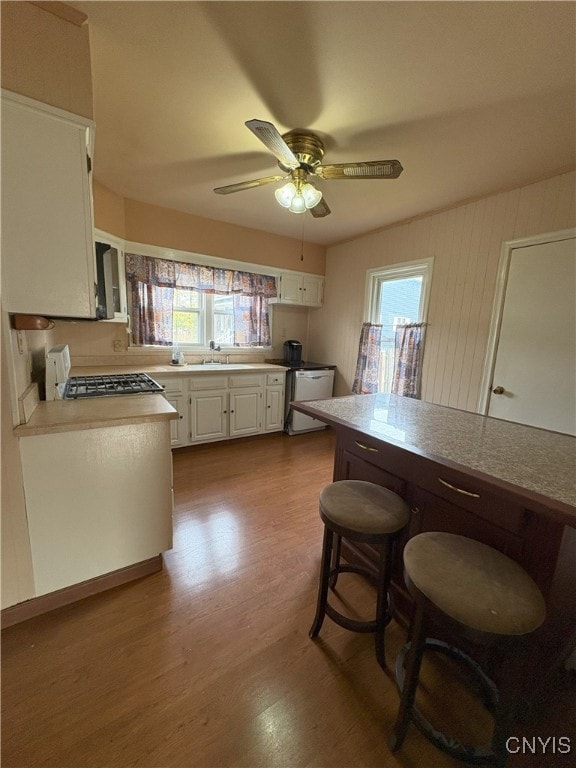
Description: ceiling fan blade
xmin=245 ymin=119 xmax=300 ymax=170
xmin=315 ymin=160 xmax=403 ymax=180
xmin=214 ymin=175 xmax=285 ymax=195
xmin=309 ymin=198 xmax=331 ymax=218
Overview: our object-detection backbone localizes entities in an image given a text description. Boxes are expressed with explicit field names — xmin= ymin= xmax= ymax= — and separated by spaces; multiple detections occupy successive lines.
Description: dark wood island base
xmin=292 ymin=394 xmax=576 ymax=714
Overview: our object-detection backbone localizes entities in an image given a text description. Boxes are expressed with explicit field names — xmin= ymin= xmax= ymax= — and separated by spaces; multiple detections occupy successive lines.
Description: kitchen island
xmin=292 ymin=393 xmax=576 ymax=706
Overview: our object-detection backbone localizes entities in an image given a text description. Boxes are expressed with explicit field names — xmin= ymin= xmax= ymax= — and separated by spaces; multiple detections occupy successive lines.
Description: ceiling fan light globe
xmin=289 ymin=193 xmax=307 ymax=214
xmin=302 ymin=183 xmax=322 ymax=209
xmin=275 ymin=182 xmax=296 ymax=208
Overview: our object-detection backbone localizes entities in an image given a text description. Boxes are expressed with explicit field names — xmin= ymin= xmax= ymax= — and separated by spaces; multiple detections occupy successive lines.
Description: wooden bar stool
xmin=309 ymin=480 xmax=410 ymax=669
xmin=389 ymin=532 xmax=547 ymax=767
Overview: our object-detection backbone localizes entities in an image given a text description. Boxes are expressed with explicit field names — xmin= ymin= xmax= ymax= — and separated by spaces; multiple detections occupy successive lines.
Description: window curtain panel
xmin=391 ymin=322 xmax=427 ymax=398
xmin=352 ymin=322 xmax=382 ymax=394
xmin=125 ymin=253 xmax=277 ymax=346
xmin=232 ymin=294 xmax=272 ymax=347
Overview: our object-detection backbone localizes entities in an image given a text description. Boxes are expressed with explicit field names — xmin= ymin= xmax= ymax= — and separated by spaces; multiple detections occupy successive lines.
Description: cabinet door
xmin=265 ymin=385 xmax=284 ymax=431
xmin=190 ymin=392 xmax=227 ymax=442
xmin=1 ymin=92 xmax=96 ymax=318
xmin=302 ymin=275 xmax=324 ymax=306
xmin=165 ymin=395 xmax=186 ymax=447
xmin=229 ymin=389 xmax=262 ymax=436
xmin=279 ymin=273 xmax=303 ymax=304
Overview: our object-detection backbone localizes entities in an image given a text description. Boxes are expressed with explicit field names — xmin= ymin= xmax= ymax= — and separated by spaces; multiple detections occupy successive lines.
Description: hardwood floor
xmin=2 ymin=430 xmax=574 ymax=768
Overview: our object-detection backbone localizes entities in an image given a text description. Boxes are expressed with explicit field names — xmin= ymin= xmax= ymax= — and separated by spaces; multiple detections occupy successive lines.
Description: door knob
xmin=492 ymin=385 xmax=505 ymax=395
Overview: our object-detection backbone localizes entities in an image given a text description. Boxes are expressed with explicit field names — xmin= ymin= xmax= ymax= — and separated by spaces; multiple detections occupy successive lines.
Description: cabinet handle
xmin=438 ymin=477 xmax=480 ymax=499
xmin=354 ymin=441 xmax=378 ymax=453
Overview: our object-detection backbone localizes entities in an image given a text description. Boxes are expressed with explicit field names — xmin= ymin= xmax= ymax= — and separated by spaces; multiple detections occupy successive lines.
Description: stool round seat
xmin=320 ymin=480 xmax=410 ymax=538
xmin=404 ymin=532 xmax=546 ymax=636
xmin=310 ymin=480 xmax=410 ymax=670
xmin=390 ymin=532 xmax=547 ymax=767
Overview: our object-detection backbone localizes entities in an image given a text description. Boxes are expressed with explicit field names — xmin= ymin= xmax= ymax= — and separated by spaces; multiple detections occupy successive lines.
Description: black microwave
xmin=95 ymin=241 xmax=118 ymax=320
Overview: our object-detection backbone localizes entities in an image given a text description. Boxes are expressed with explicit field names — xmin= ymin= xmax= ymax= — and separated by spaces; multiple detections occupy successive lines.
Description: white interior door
xmin=487 ymin=236 xmax=575 ymax=435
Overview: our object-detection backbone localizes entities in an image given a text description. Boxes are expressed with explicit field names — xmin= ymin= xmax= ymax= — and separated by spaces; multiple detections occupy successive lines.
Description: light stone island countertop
xmin=292 ymin=393 xmax=576 ymax=516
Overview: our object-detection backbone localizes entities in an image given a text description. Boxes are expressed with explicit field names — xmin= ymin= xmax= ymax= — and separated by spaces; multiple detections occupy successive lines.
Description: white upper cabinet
xmin=274 ymin=271 xmax=324 ymax=307
xmin=1 ymin=91 xmax=96 ymax=318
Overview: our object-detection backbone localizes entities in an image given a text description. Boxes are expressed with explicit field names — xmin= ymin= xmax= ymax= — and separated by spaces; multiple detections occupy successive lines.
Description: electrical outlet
xmin=113 ymin=340 xmax=123 ymax=352
xmin=16 ymin=331 xmax=25 ymax=355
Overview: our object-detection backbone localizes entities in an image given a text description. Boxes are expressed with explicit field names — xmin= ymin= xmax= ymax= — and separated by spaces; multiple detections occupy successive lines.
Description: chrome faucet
xmin=207 ymin=340 xmax=221 ymax=364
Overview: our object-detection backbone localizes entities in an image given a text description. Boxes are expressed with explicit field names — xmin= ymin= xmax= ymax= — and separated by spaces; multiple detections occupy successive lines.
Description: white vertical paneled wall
xmin=309 ymin=172 xmax=575 ymax=410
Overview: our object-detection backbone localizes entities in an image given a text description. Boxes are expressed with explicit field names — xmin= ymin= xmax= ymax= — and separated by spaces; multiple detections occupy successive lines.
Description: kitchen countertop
xmin=14 ymin=394 xmax=177 ymax=437
xmin=291 ymin=393 xmax=576 ymax=521
xmin=70 ymin=362 xmax=288 ymax=377
xmin=15 ymin=363 xmax=287 ymax=437
xmin=265 ymin=359 xmax=336 ymax=371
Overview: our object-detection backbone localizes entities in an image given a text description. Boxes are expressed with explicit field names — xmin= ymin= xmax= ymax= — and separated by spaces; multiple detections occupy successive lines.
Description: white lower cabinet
xmin=190 ymin=391 xmax=228 ymax=442
xmin=19 ymin=421 xmax=173 ymax=597
xmin=154 ymin=369 xmax=286 ymax=446
xmin=265 ymin=385 xmax=284 ymax=431
xmin=229 ymin=388 xmax=262 ymax=437
xmin=166 ymin=394 xmax=186 ymax=446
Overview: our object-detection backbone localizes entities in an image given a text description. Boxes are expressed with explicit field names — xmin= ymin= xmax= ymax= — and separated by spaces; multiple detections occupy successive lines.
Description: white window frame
xmin=364 ymin=257 xmax=433 ymax=393
xmin=364 ymin=257 xmax=434 ymax=325
xmin=121 ymin=239 xmax=280 ymax=355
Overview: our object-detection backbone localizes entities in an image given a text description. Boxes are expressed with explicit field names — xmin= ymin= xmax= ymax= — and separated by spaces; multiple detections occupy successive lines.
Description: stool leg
xmin=375 ymin=541 xmax=394 ymax=670
xmin=309 ymin=525 xmax=334 ymax=639
xmin=389 ymin=600 xmax=427 ymax=753
xmin=491 ymin=638 xmax=531 ymax=768
xmin=329 ymin=534 xmax=342 ymax=588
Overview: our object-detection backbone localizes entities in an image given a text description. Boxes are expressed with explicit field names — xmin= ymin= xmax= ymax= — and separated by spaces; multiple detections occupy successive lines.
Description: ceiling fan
xmin=214 ymin=119 xmax=403 ymax=218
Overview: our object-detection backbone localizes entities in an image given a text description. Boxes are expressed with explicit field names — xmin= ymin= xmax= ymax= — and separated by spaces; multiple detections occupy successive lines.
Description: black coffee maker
xmin=283 ymin=340 xmax=303 ymax=366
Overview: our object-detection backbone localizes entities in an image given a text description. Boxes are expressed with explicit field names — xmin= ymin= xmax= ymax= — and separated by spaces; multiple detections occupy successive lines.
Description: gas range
xmin=63 ymin=373 xmax=164 ymax=399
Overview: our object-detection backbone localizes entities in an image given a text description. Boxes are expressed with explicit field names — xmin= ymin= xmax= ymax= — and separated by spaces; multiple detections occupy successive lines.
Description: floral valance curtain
xmin=391 ymin=322 xmax=427 ymax=398
xmin=125 ymin=253 xmax=277 ymax=297
xmin=125 ymin=253 xmax=277 ymax=347
xmin=352 ymin=322 xmax=382 ymax=394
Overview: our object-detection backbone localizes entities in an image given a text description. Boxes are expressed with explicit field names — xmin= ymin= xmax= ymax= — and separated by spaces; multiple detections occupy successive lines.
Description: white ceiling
xmin=72 ymin=1 xmax=576 ymax=246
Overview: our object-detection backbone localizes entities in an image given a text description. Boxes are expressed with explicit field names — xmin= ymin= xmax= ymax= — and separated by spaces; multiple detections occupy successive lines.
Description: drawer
xmin=228 ymin=374 xmax=263 ymax=388
xmin=409 ymin=486 xmax=526 ymax=562
xmin=414 ymin=464 xmax=527 ymax=535
xmin=266 ymin=373 xmax=285 ymax=386
xmin=189 ymin=375 xmax=227 ymax=391
xmin=338 ymin=430 xmax=527 ymax=535
xmin=152 ymin=376 xmax=183 ymax=394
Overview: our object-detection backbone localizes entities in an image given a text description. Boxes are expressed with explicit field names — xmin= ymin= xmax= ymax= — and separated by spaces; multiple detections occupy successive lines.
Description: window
xmin=125 ymin=253 xmax=277 ymax=348
xmin=366 ymin=258 xmax=433 ymax=393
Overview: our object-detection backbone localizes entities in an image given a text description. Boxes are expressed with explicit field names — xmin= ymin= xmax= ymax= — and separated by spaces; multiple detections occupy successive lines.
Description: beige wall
xmin=310 ymin=172 xmax=576 ymax=405
xmin=93 ymin=181 xmax=326 ymax=276
xmin=1 ymin=1 xmax=93 ymax=119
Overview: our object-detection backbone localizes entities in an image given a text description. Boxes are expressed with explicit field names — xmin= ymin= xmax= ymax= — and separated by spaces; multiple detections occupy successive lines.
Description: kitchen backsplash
xmin=48 ymin=302 xmax=311 ymax=369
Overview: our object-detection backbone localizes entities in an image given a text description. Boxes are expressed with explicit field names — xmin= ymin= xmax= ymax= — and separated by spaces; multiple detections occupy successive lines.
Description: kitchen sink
xmin=172 ymin=363 xmax=265 ymax=371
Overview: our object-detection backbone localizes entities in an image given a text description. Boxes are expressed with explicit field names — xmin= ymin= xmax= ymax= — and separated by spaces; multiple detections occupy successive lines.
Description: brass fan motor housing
xmin=280 ymin=131 xmax=325 ymax=173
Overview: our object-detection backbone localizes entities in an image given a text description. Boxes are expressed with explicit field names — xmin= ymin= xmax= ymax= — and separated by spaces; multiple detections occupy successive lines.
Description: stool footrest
xmin=330 ymin=563 xmax=378 ymax=587
xmin=325 ymin=602 xmax=379 ymax=633
xmin=395 ymin=638 xmax=500 ymax=765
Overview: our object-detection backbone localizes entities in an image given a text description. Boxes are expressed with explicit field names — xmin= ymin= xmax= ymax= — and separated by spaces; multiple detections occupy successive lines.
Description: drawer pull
xmin=355 ymin=440 xmax=378 ymax=453
xmin=438 ymin=477 xmax=480 ymax=498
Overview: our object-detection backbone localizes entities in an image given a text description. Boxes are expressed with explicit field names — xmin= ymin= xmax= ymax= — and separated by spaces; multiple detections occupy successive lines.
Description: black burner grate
xmin=64 ymin=373 xmax=164 ymax=399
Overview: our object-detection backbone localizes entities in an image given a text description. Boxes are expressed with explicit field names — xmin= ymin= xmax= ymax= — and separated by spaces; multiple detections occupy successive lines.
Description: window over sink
xmin=125 ymin=252 xmax=277 ymax=348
